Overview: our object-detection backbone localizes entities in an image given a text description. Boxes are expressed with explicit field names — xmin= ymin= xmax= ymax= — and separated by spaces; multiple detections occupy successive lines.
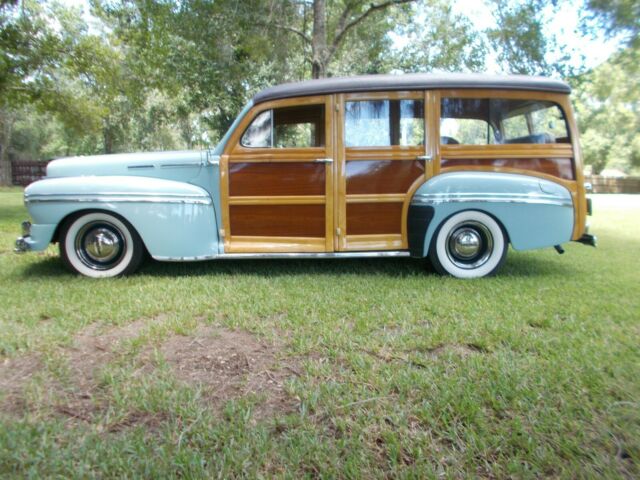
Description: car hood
xmin=46 ymin=150 xmax=206 ymax=178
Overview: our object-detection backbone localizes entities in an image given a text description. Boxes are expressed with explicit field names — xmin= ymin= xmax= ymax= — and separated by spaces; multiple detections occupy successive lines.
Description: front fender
xmin=24 ymin=176 xmax=220 ymax=259
xmin=407 ymin=172 xmax=575 ymax=257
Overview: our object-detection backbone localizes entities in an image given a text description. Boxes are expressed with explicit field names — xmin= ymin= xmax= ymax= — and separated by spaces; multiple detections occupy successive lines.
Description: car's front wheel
xmin=429 ymin=210 xmax=508 ymax=278
xmin=60 ymin=212 xmax=145 ymax=278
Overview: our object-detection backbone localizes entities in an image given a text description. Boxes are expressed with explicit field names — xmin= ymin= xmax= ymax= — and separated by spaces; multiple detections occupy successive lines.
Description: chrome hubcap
xmin=450 ymin=228 xmax=482 ymax=259
xmin=83 ymin=228 xmax=121 ymax=263
xmin=446 ymin=221 xmax=493 ymax=269
xmin=75 ymin=222 xmax=125 ymax=270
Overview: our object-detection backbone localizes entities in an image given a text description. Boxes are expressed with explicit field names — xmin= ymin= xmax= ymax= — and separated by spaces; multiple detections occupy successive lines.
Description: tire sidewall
xmin=62 ymin=212 xmax=137 ymax=278
xmin=431 ymin=210 xmax=507 ymax=279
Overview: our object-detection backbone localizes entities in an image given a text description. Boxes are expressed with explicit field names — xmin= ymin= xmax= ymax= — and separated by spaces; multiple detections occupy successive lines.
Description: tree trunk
xmin=311 ymin=0 xmax=328 ymax=78
xmin=0 ymin=109 xmax=15 ymax=186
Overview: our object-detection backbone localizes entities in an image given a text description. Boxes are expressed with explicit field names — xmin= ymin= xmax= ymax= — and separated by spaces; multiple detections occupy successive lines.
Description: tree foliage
xmin=0 ymin=0 xmax=637 ymax=185
xmin=584 ymin=0 xmax=639 ymax=46
xmin=573 ymin=46 xmax=640 ymax=174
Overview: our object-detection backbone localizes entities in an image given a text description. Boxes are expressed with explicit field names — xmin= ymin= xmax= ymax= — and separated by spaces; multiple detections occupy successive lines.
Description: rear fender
xmin=407 ymin=172 xmax=575 ymax=257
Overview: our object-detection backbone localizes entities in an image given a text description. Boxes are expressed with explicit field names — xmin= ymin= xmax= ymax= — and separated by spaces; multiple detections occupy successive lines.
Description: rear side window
xmin=440 ymin=98 xmax=570 ymax=145
xmin=345 ymin=99 xmax=424 ymax=147
xmin=241 ymin=104 xmax=325 ymax=148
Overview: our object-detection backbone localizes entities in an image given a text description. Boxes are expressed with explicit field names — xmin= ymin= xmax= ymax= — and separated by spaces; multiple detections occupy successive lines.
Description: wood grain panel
xmin=440 ymin=157 xmax=575 ymax=180
xmin=346 ymin=203 xmax=403 ymax=235
xmin=229 ymin=162 xmax=325 ymax=196
xmin=230 ymin=205 xmax=325 ymax=237
xmin=346 ymin=160 xmax=425 ymax=194
xmin=441 ymin=143 xmax=573 ymax=159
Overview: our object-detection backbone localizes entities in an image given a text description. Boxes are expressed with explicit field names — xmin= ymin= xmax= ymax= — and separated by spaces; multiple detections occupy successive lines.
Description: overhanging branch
xmin=330 ymin=0 xmax=416 ymax=55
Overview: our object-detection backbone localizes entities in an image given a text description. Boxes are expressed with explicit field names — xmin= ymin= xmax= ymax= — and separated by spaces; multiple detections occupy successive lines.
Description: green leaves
xmin=573 ymin=47 xmax=640 ymax=174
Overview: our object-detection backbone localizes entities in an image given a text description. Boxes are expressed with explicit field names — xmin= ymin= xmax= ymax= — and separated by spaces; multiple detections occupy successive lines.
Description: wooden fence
xmin=11 ymin=161 xmax=48 ymax=186
xmin=584 ymin=175 xmax=640 ymax=194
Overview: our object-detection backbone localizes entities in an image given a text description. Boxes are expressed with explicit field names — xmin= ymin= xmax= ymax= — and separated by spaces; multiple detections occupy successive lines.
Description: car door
xmin=221 ymin=96 xmax=335 ymax=253
xmin=334 ymin=91 xmax=438 ymax=251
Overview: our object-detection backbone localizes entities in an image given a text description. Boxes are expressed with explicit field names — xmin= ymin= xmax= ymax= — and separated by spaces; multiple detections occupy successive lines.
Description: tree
xmin=573 ymin=47 xmax=640 ymax=174
xmin=484 ymin=0 xmax=576 ymax=76
xmin=0 ymin=1 xmax=114 ymax=183
xmin=394 ymin=1 xmax=487 ymax=73
xmin=583 ymin=0 xmax=639 ymax=47
xmin=305 ymin=0 xmax=416 ymax=78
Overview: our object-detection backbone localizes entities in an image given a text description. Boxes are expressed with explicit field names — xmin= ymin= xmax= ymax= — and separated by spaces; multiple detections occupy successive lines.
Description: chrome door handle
xmin=417 ymin=155 xmax=433 ymax=162
xmin=315 ymin=158 xmax=333 ymax=163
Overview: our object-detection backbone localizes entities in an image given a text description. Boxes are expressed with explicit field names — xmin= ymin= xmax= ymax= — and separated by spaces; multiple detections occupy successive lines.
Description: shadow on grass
xmin=19 ymin=249 xmax=577 ymax=280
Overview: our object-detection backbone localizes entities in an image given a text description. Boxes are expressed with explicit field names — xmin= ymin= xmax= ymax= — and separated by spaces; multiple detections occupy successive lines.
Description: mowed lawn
xmin=0 ymin=186 xmax=638 ymax=478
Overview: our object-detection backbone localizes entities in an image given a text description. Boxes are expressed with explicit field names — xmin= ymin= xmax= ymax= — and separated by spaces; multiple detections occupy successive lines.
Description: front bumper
xmin=14 ymin=221 xmax=32 ymax=253
xmin=15 ymin=236 xmax=31 ymax=253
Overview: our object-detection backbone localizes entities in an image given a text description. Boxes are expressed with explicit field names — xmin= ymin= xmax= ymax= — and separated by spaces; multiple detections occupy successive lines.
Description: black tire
xmin=429 ymin=210 xmax=508 ymax=278
xmin=59 ymin=211 xmax=145 ymax=278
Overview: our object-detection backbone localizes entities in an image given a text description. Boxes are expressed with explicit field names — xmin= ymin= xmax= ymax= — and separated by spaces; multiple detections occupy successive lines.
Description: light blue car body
xmin=409 ymin=172 xmax=574 ymax=257
xmin=20 ymin=97 xmax=575 ymax=261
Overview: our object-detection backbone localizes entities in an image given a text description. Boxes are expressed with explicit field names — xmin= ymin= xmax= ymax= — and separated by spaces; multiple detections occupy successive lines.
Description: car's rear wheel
xmin=60 ymin=212 xmax=144 ymax=278
xmin=429 ymin=210 xmax=507 ymax=278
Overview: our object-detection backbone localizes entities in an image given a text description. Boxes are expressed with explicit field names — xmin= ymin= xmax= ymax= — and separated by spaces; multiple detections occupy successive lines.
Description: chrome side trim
xmin=127 ymin=164 xmax=155 ymax=170
xmin=160 ymin=162 xmax=203 ymax=168
xmin=411 ymin=192 xmax=572 ymax=208
xmin=25 ymin=192 xmax=212 ymax=205
xmin=153 ymin=251 xmax=411 ymax=262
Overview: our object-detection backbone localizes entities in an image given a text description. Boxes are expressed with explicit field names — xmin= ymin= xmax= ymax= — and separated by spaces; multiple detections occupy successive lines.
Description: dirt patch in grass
xmin=0 ymin=319 xmax=148 ymax=421
xmin=156 ymin=326 xmax=299 ymax=420
xmin=0 ymin=319 xmax=299 ymax=426
xmin=0 ymin=354 xmax=42 ymax=416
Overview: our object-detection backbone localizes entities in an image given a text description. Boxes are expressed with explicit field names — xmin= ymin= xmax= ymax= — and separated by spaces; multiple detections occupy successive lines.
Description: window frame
xmin=440 ymin=96 xmax=571 ymax=146
xmin=232 ymin=96 xmax=329 ymax=153
xmin=435 ymin=88 xmax=578 ymax=183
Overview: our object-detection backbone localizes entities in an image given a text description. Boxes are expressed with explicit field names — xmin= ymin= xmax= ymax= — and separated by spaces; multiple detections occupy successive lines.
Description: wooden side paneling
xmin=229 ymin=204 xmax=325 ymax=238
xmin=229 ymin=162 xmax=325 ymax=196
xmin=346 ymin=203 xmax=403 ymax=235
xmin=345 ymin=160 xmax=425 ymax=194
xmin=440 ymin=157 xmax=575 ymax=180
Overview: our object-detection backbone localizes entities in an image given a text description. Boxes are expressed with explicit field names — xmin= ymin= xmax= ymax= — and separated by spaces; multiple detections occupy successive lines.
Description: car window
xmin=241 ymin=104 xmax=325 ymax=148
xmin=345 ymin=99 xmax=424 ymax=147
xmin=440 ymin=97 xmax=570 ymax=145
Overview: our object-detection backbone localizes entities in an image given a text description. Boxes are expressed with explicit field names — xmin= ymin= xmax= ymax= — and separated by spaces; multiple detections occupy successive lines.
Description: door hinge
xmin=336 ymin=227 xmax=341 ymax=236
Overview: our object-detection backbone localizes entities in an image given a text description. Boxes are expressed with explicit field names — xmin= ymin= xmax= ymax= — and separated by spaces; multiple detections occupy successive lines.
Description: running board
xmin=153 ymin=251 xmax=411 ymax=262
xmin=218 ymin=251 xmax=411 ymax=260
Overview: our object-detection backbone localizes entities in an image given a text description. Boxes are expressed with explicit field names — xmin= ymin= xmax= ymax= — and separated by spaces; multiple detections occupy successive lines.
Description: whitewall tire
xmin=59 ymin=212 xmax=145 ymax=278
xmin=429 ymin=210 xmax=508 ymax=278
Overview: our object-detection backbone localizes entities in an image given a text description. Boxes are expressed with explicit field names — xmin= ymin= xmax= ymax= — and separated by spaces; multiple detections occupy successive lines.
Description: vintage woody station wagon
xmin=15 ymin=73 xmax=596 ymax=278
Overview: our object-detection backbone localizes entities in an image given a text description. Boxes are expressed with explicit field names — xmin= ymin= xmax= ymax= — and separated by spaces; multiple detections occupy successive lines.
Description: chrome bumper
xmin=14 ymin=221 xmax=32 ymax=253
xmin=15 ymin=236 xmax=31 ymax=253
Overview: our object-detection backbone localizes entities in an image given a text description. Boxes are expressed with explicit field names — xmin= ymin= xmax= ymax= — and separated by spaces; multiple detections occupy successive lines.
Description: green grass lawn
xmin=0 ymin=186 xmax=638 ymax=478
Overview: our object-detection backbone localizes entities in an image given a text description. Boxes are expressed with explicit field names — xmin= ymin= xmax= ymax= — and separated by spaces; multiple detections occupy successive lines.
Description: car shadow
xmin=18 ymin=250 xmax=577 ymax=279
